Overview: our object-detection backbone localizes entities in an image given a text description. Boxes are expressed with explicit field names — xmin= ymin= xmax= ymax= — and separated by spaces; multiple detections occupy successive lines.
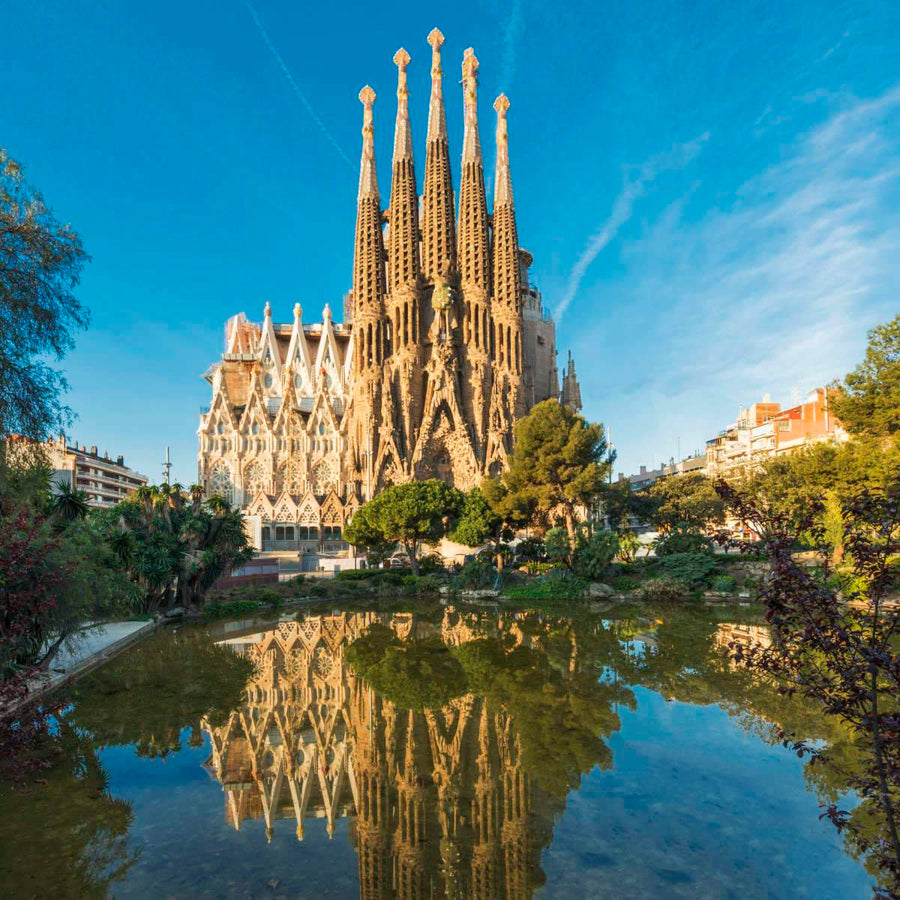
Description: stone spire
xmin=388 ymin=48 xmax=420 ymax=303
xmin=457 ymin=48 xmax=490 ymax=295
xmin=561 ymin=351 xmax=583 ymax=412
xmin=352 ymin=86 xmax=387 ymax=374
xmin=491 ymin=94 xmax=522 ymax=374
xmin=421 ymin=28 xmax=456 ymax=283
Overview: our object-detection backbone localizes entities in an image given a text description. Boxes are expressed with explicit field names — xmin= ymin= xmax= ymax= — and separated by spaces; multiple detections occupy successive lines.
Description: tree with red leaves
xmin=717 ymin=478 xmax=900 ymax=897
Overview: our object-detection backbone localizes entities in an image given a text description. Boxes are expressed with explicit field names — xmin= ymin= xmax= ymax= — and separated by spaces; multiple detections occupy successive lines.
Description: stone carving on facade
xmin=196 ymin=28 xmax=581 ymax=543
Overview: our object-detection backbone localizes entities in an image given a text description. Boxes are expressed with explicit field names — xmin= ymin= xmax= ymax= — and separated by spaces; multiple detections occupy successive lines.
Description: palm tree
xmin=51 ymin=481 xmax=90 ymax=523
xmin=206 ymin=494 xmax=230 ymax=515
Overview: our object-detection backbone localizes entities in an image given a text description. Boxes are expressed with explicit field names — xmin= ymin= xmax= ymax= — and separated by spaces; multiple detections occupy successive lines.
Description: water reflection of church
xmin=202 ymin=611 xmax=563 ymax=899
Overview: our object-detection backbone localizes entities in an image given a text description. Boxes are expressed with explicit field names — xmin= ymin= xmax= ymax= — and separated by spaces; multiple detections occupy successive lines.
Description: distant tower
xmin=383 ymin=48 xmax=422 ymax=469
xmin=561 ymin=351 xmax=582 ymax=412
xmin=347 ymin=86 xmax=388 ymax=499
xmin=457 ymin=47 xmax=493 ymax=457
xmin=485 ymin=93 xmax=525 ymax=473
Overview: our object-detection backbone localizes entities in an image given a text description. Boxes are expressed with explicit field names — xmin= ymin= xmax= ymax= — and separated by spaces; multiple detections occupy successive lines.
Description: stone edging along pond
xmin=2 ymin=619 xmax=161 ymax=720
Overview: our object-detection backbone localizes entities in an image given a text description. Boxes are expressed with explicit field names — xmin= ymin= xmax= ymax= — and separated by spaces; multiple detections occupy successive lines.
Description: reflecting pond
xmin=0 ymin=602 xmax=877 ymax=898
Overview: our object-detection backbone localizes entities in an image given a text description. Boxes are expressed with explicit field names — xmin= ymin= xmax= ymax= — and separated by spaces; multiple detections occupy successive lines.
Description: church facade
xmin=197 ymin=29 xmax=579 ymax=552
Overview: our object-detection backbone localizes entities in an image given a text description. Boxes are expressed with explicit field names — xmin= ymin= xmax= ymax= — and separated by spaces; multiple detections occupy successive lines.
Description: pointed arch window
xmin=209 ymin=461 xmax=234 ymax=504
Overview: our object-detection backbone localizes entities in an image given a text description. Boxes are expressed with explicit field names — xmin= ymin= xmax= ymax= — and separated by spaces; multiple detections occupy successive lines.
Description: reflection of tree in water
xmin=1 ymin=626 xmax=252 ymax=897
xmin=202 ymin=609 xmax=634 ymax=899
xmin=67 ymin=626 xmax=253 ymax=758
xmin=0 ymin=720 xmax=138 ymax=898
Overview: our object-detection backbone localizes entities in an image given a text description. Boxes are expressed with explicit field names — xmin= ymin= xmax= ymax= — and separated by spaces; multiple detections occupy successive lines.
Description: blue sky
xmin=4 ymin=0 xmax=899 ymax=483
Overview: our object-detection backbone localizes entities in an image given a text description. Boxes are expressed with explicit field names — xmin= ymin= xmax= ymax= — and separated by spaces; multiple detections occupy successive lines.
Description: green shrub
xmin=610 ymin=575 xmax=640 ymax=592
xmin=401 ymin=574 xmax=441 ymax=594
xmin=710 ymin=574 xmax=737 ymax=594
xmin=572 ymin=529 xmax=619 ymax=580
xmin=336 ymin=569 xmax=379 ymax=582
xmin=504 ymin=573 xmax=587 ymax=603
xmin=455 ymin=557 xmax=496 ymax=589
xmin=654 ymin=531 xmax=711 ymax=556
xmin=654 ymin=552 xmax=719 ymax=590
xmin=640 ymin=577 xmax=690 ymax=602
xmin=418 ymin=553 xmax=446 ymax=574
xmin=544 ymin=527 xmax=571 ymax=563
xmin=203 ymin=599 xmax=264 ymax=620
xmin=521 ymin=560 xmax=558 ymax=576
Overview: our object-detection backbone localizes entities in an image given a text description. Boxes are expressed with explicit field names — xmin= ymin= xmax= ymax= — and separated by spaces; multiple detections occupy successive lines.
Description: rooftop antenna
xmin=162 ymin=446 xmax=172 ymax=486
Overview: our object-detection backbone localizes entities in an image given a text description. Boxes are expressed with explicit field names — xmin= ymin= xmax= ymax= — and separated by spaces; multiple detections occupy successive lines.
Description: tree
xmin=344 ymin=479 xmax=464 ymax=575
xmin=717 ymin=479 xmax=900 ymax=893
xmin=50 ymin=481 xmax=89 ymax=523
xmin=645 ymin=472 xmax=725 ymax=533
xmin=830 ymin=314 xmax=900 ymax=440
xmin=600 ymin=478 xmax=655 ymax=533
xmin=450 ymin=485 xmax=512 ymax=569
xmin=100 ymin=485 xmax=254 ymax=613
xmin=0 ymin=149 xmax=89 ymax=438
xmin=485 ymin=399 xmax=613 ymax=538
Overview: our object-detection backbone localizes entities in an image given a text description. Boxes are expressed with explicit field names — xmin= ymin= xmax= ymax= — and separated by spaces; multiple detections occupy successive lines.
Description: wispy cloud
xmin=554 ymin=133 xmax=709 ymax=321
xmin=578 ymin=85 xmax=900 ymax=473
xmin=244 ymin=1 xmax=354 ymax=170
xmin=499 ymin=0 xmax=526 ymax=94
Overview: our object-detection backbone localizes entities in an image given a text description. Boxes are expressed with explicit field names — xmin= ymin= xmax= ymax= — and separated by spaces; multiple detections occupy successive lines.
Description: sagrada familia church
xmin=198 ymin=29 xmax=580 ymax=551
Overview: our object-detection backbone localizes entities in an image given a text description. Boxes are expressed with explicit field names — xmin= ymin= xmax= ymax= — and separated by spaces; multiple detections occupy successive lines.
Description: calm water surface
xmin=0 ymin=602 xmax=875 ymax=899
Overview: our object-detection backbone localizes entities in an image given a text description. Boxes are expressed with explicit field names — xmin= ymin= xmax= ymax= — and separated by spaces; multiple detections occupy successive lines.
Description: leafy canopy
xmin=830 ymin=314 xmax=900 ymax=440
xmin=485 ymin=399 xmax=613 ymax=535
xmin=645 ymin=472 xmax=725 ymax=532
xmin=0 ymin=149 xmax=89 ymax=438
xmin=344 ymin=479 xmax=464 ymax=573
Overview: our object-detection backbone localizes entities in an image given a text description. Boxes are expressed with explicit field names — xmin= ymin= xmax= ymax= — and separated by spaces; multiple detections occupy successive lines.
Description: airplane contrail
xmin=244 ymin=1 xmax=355 ymax=171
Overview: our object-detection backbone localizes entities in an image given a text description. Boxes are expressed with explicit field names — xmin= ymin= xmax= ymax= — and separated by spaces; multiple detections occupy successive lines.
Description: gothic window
xmin=311 ymin=459 xmax=337 ymax=495
xmin=217 ymin=422 xmax=225 ymax=435
xmin=282 ymin=460 xmax=303 ymax=495
xmin=209 ymin=461 xmax=234 ymax=504
xmin=245 ymin=461 xmax=266 ymax=495
xmin=318 ymin=422 xmax=326 ymax=435
xmin=264 ymin=374 xmax=273 ymax=389
xmin=294 ymin=373 xmax=303 ymax=388
xmin=251 ymin=422 xmax=260 ymax=436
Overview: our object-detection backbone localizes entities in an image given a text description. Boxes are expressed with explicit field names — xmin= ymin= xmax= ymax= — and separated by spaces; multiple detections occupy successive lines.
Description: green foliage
xmin=829 ymin=314 xmax=900 ymax=439
xmin=600 ymin=479 xmax=656 ymax=532
xmin=0 ymin=149 xmax=90 ymax=438
xmin=98 ymin=485 xmax=254 ymax=613
xmin=572 ymin=528 xmax=619 ymax=580
xmin=400 ymin=574 xmax=441 ymax=595
xmin=615 ymin=529 xmax=641 ymax=563
xmin=711 ymin=574 xmax=737 ymax=594
xmin=645 ymin=473 xmax=725 ymax=533
xmin=482 ymin=399 xmax=614 ymax=535
xmin=640 ymin=576 xmax=691 ymax=602
xmin=543 ymin=526 xmax=571 ymax=563
xmin=610 ymin=574 xmax=640 ymax=592
xmin=653 ymin=551 xmax=720 ymax=590
xmin=450 ymin=486 xmax=502 ymax=547
xmin=203 ymin=599 xmax=266 ymax=620
xmin=503 ymin=572 xmax=588 ymax=603
xmin=345 ymin=479 xmax=464 ymax=575
xmin=654 ymin=530 xmax=712 ymax=556
xmin=454 ymin=557 xmax=496 ymax=589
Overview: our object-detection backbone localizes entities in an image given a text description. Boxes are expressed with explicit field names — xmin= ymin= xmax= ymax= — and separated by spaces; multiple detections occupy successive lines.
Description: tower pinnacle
xmin=392 ymin=49 xmax=413 ymax=162
xmin=426 ymin=28 xmax=446 ymax=142
xmin=461 ymin=48 xmax=482 ymax=163
xmin=421 ymin=27 xmax=456 ymax=283
xmin=494 ymin=94 xmax=513 ymax=207
xmin=357 ymin=86 xmax=378 ymax=201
